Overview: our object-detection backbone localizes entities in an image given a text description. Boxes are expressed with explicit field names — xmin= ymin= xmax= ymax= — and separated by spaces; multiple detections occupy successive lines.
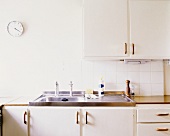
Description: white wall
xmin=0 ymin=0 xmax=166 ymax=96
xmin=0 ymin=0 xmax=83 ymax=96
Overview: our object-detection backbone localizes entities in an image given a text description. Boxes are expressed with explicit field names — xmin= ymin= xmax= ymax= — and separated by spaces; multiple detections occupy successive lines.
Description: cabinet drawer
xmin=137 ymin=124 xmax=170 ymax=136
xmin=137 ymin=109 xmax=170 ymax=122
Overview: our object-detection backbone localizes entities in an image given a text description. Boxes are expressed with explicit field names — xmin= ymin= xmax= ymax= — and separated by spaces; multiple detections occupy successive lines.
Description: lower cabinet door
xmin=82 ymin=107 xmax=134 ymax=136
xmin=137 ymin=123 xmax=170 ymax=136
xmin=29 ymin=107 xmax=80 ymax=136
xmin=3 ymin=106 xmax=28 ymax=136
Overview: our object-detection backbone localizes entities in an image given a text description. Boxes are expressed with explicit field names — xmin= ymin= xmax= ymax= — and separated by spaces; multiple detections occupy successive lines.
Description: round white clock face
xmin=7 ymin=21 xmax=24 ymax=37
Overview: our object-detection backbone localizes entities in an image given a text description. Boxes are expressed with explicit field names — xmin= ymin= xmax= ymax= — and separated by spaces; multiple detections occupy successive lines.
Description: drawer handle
xmin=156 ymin=113 xmax=169 ymax=116
xmin=156 ymin=128 xmax=169 ymax=131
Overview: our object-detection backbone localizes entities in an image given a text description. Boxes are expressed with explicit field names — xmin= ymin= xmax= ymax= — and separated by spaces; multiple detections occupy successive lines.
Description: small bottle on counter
xmin=98 ymin=77 xmax=104 ymax=97
xmin=130 ymin=85 xmax=135 ymax=96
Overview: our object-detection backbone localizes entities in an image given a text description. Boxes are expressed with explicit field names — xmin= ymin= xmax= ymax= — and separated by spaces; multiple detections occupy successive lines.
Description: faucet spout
xmin=55 ymin=81 xmax=59 ymax=97
xmin=69 ymin=81 xmax=73 ymax=97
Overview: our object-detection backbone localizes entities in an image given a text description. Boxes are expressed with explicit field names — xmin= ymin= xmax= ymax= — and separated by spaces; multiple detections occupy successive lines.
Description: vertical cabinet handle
xmin=76 ymin=111 xmax=79 ymax=124
xmin=156 ymin=128 xmax=169 ymax=131
xmin=24 ymin=111 xmax=27 ymax=124
xmin=124 ymin=43 xmax=127 ymax=54
xmin=86 ymin=112 xmax=88 ymax=124
xmin=132 ymin=43 xmax=135 ymax=55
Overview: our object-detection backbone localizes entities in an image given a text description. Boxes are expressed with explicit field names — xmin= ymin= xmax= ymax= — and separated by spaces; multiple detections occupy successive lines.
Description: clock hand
xmin=14 ymin=28 xmax=21 ymax=32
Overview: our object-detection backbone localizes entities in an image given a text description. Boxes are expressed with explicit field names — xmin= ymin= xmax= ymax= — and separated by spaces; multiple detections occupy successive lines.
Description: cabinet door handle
xmin=125 ymin=43 xmax=127 ymax=54
xmin=132 ymin=43 xmax=135 ymax=55
xmin=156 ymin=113 xmax=169 ymax=116
xmin=24 ymin=111 xmax=27 ymax=124
xmin=86 ymin=112 xmax=88 ymax=124
xmin=156 ymin=128 xmax=169 ymax=131
xmin=76 ymin=111 xmax=79 ymax=124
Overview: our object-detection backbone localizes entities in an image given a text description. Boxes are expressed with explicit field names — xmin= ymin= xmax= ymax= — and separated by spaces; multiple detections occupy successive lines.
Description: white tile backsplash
xmin=0 ymin=59 xmax=164 ymax=96
xmin=116 ymin=83 xmax=126 ymax=91
xmin=151 ymin=61 xmax=163 ymax=71
xmin=105 ymin=71 xmax=117 ymax=83
xmin=127 ymin=72 xmax=140 ymax=83
xmin=151 ymin=84 xmax=164 ymax=95
xmin=82 ymin=61 xmax=94 ymax=90
xmin=127 ymin=64 xmax=140 ymax=72
xmin=116 ymin=72 xmax=128 ymax=84
xmin=140 ymin=63 xmax=151 ymax=72
xmin=140 ymin=72 xmax=150 ymax=83
xmin=140 ymin=84 xmax=152 ymax=96
xmin=151 ymin=72 xmax=164 ymax=84
xmin=116 ymin=61 xmax=127 ymax=72
xmin=57 ymin=60 xmax=164 ymax=96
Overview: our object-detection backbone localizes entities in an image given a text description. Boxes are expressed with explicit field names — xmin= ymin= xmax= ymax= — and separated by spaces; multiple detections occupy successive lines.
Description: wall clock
xmin=7 ymin=21 xmax=24 ymax=37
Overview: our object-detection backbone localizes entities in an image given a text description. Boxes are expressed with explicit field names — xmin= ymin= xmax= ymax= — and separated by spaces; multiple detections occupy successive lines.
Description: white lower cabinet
xmin=137 ymin=104 xmax=170 ymax=136
xmin=2 ymin=106 xmax=135 ymax=136
xmin=29 ymin=107 xmax=80 ymax=136
xmin=82 ymin=107 xmax=134 ymax=136
xmin=29 ymin=107 xmax=135 ymax=136
xmin=3 ymin=106 xmax=28 ymax=136
xmin=137 ymin=124 xmax=170 ymax=136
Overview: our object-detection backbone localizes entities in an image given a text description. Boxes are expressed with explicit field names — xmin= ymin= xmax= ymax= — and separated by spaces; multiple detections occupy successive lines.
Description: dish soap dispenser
xmin=98 ymin=77 xmax=104 ymax=97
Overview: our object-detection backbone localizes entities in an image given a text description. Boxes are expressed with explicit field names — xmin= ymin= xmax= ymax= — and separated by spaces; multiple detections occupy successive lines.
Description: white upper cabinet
xmin=83 ymin=0 xmax=129 ymax=59
xmin=83 ymin=0 xmax=170 ymax=60
xmin=130 ymin=0 xmax=170 ymax=59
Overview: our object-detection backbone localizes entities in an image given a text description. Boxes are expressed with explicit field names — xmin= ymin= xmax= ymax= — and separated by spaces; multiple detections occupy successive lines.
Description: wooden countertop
xmin=1 ymin=96 xmax=37 ymax=106
xmin=2 ymin=95 xmax=170 ymax=106
xmin=131 ymin=95 xmax=170 ymax=104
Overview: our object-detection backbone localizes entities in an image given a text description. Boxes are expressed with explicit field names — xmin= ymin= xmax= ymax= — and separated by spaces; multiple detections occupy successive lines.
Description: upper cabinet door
xmin=83 ymin=0 xmax=129 ymax=58
xmin=130 ymin=0 xmax=170 ymax=59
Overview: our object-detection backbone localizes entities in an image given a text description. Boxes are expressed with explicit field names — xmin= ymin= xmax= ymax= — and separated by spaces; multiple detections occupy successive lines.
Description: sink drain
xmin=61 ymin=98 xmax=68 ymax=101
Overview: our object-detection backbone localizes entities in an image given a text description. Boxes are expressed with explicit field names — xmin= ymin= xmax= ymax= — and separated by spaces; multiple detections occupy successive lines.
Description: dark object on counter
xmin=126 ymin=80 xmax=130 ymax=96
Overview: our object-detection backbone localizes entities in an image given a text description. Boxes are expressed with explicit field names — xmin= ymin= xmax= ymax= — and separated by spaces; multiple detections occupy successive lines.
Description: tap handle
xmin=69 ymin=81 xmax=73 ymax=85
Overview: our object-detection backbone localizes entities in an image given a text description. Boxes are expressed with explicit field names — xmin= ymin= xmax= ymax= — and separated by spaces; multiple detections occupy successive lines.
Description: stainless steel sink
xmin=29 ymin=91 xmax=136 ymax=107
xmin=35 ymin=96 xmax=85 ymax=102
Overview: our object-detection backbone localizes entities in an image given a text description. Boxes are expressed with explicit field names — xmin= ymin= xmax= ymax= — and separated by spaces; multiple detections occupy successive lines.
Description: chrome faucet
xmin=69 ymin=81 xmax=73 ymax=96
xmin=55 ymin=81 xmax=59 ymax=97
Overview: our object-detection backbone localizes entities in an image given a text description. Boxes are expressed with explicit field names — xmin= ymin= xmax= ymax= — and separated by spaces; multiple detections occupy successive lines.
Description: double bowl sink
xmin=29 ymin=91 xmax=136 ymax=107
